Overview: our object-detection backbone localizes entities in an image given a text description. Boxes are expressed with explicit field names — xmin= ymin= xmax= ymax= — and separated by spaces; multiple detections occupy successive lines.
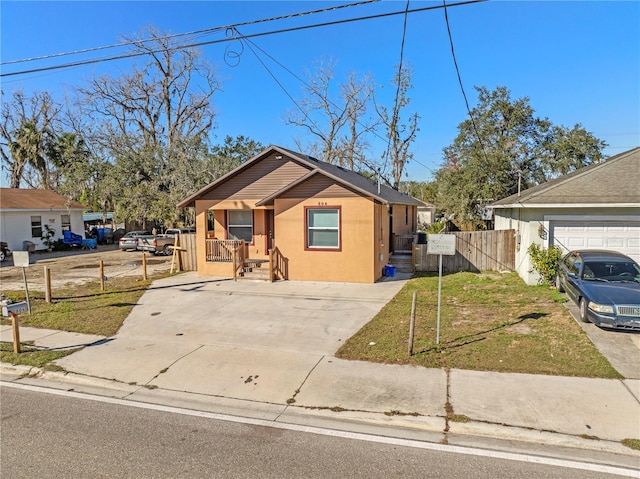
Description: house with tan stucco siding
xmin=178 ymin=145 xmax=422 ymax=283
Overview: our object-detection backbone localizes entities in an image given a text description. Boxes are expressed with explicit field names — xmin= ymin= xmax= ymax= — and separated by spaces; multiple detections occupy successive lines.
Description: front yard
xmin=337 ymin=272 xmax=621 ymax=378
xmin=2 ymin=269 xmax=621 ymax=378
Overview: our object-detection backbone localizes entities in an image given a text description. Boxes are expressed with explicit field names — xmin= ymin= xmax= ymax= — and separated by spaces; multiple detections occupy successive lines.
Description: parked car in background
xmin=556 ymin=250 xmax=640 ymax=330
xmin=113 ymin=228 xmax=126 ymax=242
xmin=136 ymin=228 xmax=195 ymax=256
xmin=118 ymin=231 xmax=152 ymax=251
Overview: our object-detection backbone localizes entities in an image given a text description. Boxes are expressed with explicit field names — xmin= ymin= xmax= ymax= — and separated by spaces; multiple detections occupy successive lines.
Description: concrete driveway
xmin=564 ymin=301 xmax=640 ymax=379
xmin=54 ymin=272 xmax=411 ymax=404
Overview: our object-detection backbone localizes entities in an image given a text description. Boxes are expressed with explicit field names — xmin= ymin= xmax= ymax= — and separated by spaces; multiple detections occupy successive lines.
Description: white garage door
xmin=550 ymin=221 xmax=640 ymax=262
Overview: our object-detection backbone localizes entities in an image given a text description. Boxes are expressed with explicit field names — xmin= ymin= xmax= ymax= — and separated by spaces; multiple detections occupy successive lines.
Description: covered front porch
xmin=204 ymin=239 xmax=287 ymax=281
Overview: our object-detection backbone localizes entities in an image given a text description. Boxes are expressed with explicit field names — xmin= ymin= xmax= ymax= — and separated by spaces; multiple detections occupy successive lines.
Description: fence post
xmin=11 ymin=313 xmax=21 ymax=354
xmin=408 ymin=291 xmax=417 ymax=356
xmin=44 ymin=266 xmax=52 ymax=303
xmin=268 ymin=249 xmax=274 ymax=282
xmin=100 ymin=260 xmax=105 ymax=291
xmin=232 ymin=249 xmax=237 ymax=281
xmin=142 ymin=253 xmax=147 ymax=280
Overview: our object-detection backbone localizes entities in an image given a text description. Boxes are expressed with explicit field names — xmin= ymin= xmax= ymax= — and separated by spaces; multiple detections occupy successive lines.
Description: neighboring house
xmin=492 ymin=147 xmax=640 ymax=285
xmin=416 ymin=200 xmax=437 ymax=228
xmin=0 ymin=188 xmax=85 ymax=252
xmin=178 ymin=145 xmax=422 ymax=283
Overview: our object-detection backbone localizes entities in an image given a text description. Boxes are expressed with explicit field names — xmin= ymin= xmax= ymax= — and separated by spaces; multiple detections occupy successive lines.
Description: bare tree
xmin=285 ymin=60 xmax=377 ymax=170
xmin=375 ymin=64 xmax=419 ymax=189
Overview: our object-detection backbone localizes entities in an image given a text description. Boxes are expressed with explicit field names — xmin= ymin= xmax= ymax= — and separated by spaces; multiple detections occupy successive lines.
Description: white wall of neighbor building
xmin=494 ymin=206 xmax=640 ymax=285
xmin=0 ymin=209 xmax=84 ymax=252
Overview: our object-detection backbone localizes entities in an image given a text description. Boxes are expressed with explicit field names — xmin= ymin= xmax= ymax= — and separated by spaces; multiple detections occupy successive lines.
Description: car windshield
xmin=582 ymin=261 xmax=640 ymax=282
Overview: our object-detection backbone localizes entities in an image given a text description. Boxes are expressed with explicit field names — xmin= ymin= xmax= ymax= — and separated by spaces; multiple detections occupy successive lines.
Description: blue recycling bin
xmin=384 ymin=265 xmax=396 ymax=277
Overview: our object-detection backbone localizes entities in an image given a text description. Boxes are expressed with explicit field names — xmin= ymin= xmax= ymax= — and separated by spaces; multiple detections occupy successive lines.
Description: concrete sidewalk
xmin=2 ymin=272 xmax=639 ymax=464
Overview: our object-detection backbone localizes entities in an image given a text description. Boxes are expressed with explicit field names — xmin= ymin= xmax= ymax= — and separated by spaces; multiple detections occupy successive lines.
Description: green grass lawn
xmin=1 ymin=275 xmax=160 ymax=337
xmin=336 ymin=271 xmax=621 ymax=379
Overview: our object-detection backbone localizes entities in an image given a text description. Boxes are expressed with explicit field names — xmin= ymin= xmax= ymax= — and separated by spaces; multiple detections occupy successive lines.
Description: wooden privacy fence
xmin=176 ymin=233 xmax=197 ymax=271
xmin=414 ymin=229 xmax=516 ymax=273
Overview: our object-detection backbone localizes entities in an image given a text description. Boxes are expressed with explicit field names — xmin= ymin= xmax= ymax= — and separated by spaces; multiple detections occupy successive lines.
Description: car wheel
xmin=578 ymin=298 xmax=590 ymax=323
xmin=0 ymin=251 xmax=5 ymax=262
xmin=163 ymin=245 xmax=172 ymax=256
xmin=555 ymin=274 xmax=564 ymax=292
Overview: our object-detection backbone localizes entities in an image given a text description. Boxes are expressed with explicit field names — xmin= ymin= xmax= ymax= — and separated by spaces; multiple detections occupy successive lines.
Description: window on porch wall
xmin=227 ymin=210 xmax=253 ymax=242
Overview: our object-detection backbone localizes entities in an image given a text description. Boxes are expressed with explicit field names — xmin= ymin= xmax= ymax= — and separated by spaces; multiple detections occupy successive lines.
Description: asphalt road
xmin=1 ymin=385 xmax=629 ymax=479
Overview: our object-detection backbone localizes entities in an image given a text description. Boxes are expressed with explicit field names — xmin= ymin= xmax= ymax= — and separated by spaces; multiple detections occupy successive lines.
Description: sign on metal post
xmin=427 ymin=234 xmax=456 ymax=344
xmin=427 ymin=234 xmax=456 ymax=256
xmin=12 ymin=251 xmax=32 ymax=314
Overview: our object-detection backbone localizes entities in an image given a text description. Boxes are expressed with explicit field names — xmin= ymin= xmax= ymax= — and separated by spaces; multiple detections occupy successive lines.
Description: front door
xmin=266 ymin=210 xmax=275 ymax=251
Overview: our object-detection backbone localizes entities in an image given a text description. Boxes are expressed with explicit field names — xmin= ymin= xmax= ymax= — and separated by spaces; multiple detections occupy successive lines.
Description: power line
xmin=1 ymin=0 xmax=487 ymax=78
xmin=384 ymin=0 xmax=411 ymax=183
xmin=1 ymin=0 xmax=380 ymax=66
xmin=224 ymin=1 xmax=480 ymax=181
xmin=442 ymin=0 xmax=490 ymax=164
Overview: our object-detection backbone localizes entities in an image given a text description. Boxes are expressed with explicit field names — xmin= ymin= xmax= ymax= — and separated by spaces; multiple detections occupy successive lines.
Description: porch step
xmin=389 ymin=254 xmax=414 ymax=273
xmin=239 ymin=259 xmax=271 ymax=280
xmin=239 ymin=269 xmax=271 ymax=280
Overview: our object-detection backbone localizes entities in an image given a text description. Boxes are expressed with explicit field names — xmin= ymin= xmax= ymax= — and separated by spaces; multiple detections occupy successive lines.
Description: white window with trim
xmin=61 ymin=214 xmax=71 ymax=232
xmin=227 ymin=210 xmax=253 ymax=242
xmin=306 ymin=207 xmax=340 ymax=250
xmin=31 ymin=216 xmax=42 ymax=238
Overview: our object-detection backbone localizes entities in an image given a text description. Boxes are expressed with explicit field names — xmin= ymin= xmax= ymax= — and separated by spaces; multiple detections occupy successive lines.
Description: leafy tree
xmin=0 ymin=90 xmax=62 ymax=188
xmin=435 ymin=86 xmax=606 ymax=226
xmin=399 ymin=180 xmax=437 ymax=203
xmin=206 ymin=135 xmax=265 ymax=182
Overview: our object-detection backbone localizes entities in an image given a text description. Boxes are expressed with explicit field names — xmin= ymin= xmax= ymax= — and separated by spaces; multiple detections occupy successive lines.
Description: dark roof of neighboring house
xmin=491 ymin=147 xmax=640 ymax=207
xmin=0 ymin=188 xmax=85 ymax=210
xmin=415 ymin=200 xmax=436 ymax=208
xmin=179 ymin=145 xmax=423 ymax=208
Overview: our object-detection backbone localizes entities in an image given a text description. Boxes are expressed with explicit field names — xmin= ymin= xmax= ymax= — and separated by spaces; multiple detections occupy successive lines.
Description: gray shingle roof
xmin=491 ymin=147 xmax=640 ymax=207
xmin=280 ymin=147 xmax=423 ymax=206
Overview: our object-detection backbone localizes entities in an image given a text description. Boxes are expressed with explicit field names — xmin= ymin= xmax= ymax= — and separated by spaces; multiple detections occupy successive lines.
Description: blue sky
xmin=1 ymin=1 xmax=639 ymax=184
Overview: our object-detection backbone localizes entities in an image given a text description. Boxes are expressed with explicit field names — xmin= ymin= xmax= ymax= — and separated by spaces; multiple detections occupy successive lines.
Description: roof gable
xmin=0 ymin=188 xmax=85 ymax=210
xmin=492 ymin=147 xmax=640 ymax=207
xmin=178 ymin=145 xmax=422 ymax=208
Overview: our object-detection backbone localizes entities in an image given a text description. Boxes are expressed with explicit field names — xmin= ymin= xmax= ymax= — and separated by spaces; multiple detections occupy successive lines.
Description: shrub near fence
xmin=414 ymin=229 xmax=516 ymax=273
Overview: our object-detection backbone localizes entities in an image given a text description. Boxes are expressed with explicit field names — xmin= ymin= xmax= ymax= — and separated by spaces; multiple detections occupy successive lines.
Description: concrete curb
xmin=3 ymin=361 xmax=639 ymax=460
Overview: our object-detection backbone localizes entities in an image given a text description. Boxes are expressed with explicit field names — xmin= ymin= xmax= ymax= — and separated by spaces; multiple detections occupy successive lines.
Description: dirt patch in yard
xmin=0 ymin=245 xmax=172 ymax=291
